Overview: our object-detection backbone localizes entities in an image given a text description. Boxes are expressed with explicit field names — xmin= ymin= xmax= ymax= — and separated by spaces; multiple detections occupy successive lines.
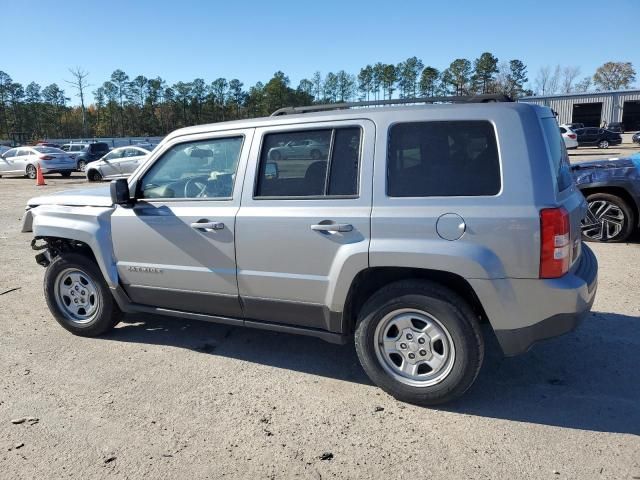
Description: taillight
xmin=39 ymin=155 xmax=54 ymax=161
xmin=568 ymin=134 xmax=577 ymax=139
xmin=540 ymin=208 xmax=570 ymax=278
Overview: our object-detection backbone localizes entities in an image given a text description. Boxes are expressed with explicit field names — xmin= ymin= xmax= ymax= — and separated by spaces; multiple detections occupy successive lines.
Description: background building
xmin=520 ymin=90 xmax=640 ymax=131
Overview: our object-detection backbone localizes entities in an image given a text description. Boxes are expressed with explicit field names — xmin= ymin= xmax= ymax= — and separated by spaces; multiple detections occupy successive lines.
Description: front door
xmin=111 ymin=129 xmax=253 ymax=318
xmin=235 ymin=120 xmax=374 ymax=332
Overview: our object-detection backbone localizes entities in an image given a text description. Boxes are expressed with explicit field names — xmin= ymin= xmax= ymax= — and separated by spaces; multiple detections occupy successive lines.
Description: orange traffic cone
xmin=36 ymin=163 xmax=46 ymax=186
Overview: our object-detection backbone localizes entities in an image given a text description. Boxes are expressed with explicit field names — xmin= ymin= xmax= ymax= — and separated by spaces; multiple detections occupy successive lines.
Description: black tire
xmin=44 ymin=253 xmax=122 ymax=336
xmin=77 ymin=159 xmax=87 ymax=172
xmin=26 ymin=164 xmax=37 ymax=179
xmin=582 ymin=192 xmax=635 ymax=243
xmin=354 ymin=280 xmax=484 ymax=406
xmin=60 ymin=171 xmax=72 ymax=178
xmin=598 ymin=139 xmax=609 ymax=149
xmin=87 ymin=169 xmax=102 ymax=182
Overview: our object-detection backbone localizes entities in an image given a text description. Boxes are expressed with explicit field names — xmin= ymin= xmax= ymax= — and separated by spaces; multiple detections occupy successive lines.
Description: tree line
xmin=0 ymin=55 xmax=635 ymax=142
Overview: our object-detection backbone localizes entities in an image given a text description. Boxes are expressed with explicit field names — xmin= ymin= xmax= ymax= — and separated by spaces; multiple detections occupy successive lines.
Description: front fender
xmin=31 ymin=205 xmax=118 ymax=288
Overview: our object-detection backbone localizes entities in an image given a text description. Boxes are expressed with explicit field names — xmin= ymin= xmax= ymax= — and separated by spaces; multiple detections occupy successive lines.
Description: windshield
xmin=33 ymin=147 xmax=64 ymax=154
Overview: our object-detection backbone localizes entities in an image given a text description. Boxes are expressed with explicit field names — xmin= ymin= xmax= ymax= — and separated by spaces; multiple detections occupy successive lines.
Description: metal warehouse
xmin=520 ymin=89 xmax=640 ymax=131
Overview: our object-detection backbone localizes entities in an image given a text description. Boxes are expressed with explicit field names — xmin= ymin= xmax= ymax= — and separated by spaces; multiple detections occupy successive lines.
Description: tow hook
xmin=31 ymin=238 xmax=51 ymax=267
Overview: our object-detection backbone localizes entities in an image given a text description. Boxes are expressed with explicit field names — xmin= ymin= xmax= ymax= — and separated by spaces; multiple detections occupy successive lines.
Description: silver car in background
xmin=0 ymin=146 xmax=76 ymax=178
xmin=86 ymin=146 xmax=151 ymax=181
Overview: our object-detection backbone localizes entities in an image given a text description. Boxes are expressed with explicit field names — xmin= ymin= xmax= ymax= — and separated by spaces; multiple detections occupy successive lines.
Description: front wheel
xmin=44 ymin=253 xmax=122 ymax=336
xmin=598 ymin=140 xmax=609 ymax=149
xmin=355 ymin=280 xmax=484 ymax=405
xmin=582 ymin=193 xmax=635 ymax=242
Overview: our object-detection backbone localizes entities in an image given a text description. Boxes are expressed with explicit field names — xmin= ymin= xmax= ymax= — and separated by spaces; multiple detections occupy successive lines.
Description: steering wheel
xmin=184 ymin=175 xmax=211 ymax=198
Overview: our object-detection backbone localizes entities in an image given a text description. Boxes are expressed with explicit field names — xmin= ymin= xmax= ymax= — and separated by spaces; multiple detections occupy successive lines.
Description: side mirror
xmin=110 ymin=179 xmax=132 ymax=206
xmin=264 ymin=162 xmax=279 ymax=179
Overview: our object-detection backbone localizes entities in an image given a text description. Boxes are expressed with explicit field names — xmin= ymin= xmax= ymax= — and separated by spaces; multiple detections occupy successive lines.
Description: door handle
xmin=310 ymin=223 xmax=353 ymax=233
xmin=191 ymin=220 xmax=225 ymax=231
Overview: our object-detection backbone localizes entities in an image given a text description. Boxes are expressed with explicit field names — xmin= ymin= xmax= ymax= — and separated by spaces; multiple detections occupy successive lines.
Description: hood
xmin=570 ymin=157 xmax=636 ymax=171
xmin=27 ymin=185 xmax=113 ymax=207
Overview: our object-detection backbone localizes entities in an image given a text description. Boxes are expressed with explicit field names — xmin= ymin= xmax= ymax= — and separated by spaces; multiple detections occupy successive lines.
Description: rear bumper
xmin=470 ymin=244 xmax=598 ymax=356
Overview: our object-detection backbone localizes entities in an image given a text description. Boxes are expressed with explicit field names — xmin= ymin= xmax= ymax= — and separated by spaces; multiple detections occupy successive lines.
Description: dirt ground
xmin=1 ymin=171 xmax=639 ymax=480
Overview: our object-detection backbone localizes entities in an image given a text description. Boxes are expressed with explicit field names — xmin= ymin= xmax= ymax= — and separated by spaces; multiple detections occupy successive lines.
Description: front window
xmin=104 ymin=150 xmax=124 ymax=160
xmin=140 ymin=136 xmax=243 ymax=199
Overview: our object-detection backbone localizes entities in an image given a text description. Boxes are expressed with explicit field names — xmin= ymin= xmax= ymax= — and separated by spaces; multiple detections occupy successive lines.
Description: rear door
xmin=235 ymin=120 xmax=374 ymax=331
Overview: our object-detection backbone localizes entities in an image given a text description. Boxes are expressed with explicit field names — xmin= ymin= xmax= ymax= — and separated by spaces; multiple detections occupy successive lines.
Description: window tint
xmin=541 ymin=118 xmax=573 ymax=191
xmin=255 ymin=127 xmax=361 ymax=198
xmin=104 ymin=150 xmax=124 ymax=160
xmin=140 ymin=136 xmax=243 ymax=199
xmin=387 ymin=121 xmax=500 ymax=197
xmin=3 ymin=148 xmax=18 ymax=158
xmin=33 ymin=147 xmax=63 ymax=154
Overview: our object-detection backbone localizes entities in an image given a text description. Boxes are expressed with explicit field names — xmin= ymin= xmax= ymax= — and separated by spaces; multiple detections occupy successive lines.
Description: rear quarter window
xmin=541 ymin=118 xmax=573 ymax=191
xmin=387 ymin=121 xmax=501 ymax=197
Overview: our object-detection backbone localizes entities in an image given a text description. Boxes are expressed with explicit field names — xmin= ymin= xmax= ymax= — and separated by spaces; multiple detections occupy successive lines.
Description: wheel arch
xmin=341 ymin=266 xmax=488 ymax=335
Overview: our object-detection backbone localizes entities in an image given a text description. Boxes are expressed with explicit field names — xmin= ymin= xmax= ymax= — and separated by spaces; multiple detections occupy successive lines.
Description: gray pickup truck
xmin=22 ymin=96 xmax=598 ymax=405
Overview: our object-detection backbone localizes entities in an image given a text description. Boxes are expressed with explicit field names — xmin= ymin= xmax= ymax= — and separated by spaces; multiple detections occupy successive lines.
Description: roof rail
xmin=271 ymin=94 xmax=513 ymax=116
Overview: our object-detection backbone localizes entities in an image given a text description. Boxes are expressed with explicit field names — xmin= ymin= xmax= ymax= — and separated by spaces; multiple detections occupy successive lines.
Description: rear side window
xmin=387 ymin=121 xmax=500 ymax=197
xmin=541 ymin=118 xmax=573 ymax=191
xmin=255 ymin=127 xmax=361 ymax=198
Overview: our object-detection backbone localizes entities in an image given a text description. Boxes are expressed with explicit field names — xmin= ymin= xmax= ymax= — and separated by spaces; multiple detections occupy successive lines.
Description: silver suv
xmin=22 ymin=97 xmax=598 ymax=405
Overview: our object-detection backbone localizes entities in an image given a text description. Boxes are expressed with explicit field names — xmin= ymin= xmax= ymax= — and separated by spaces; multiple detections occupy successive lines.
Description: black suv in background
xmin=574 ymin=128 xmax=622 ymax=149
xmin=65 ymin=143 xmax=110 ymax=171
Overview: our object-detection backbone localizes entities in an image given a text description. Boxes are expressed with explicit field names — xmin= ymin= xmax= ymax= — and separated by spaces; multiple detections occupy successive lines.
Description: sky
xmin=1 ymin=0 xmax=638 ymax=104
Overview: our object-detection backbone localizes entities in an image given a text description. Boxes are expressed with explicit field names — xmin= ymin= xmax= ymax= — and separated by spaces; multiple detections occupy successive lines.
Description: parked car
xmin=573 ymin=128 xmax=622 ymax=148
xmin=559 ymin=126 xmax=578 ymax=149
xmin=22 ymin=98 xmax=597 ymax=405
xmin=86 ymin=146 xmax=151 ymax=182
xmin=607 ymin=122 xmax=624 ymax=133
xmin=36 ymin=142 xmax=61 ymax=149
xmin=61 ymin=142 xmax=111 ymax=171
xmin=268 ymin=138 xmax=329 ymax=160
xmin=632 ymin=132 xmax=640 ymax=144
xmin=561 ymin=122 xmax=584 ymax=131
xmin=572 ymin=155 xmax=640 ymax=242
xmin=0 ymin=146 xmax=76 ymax=178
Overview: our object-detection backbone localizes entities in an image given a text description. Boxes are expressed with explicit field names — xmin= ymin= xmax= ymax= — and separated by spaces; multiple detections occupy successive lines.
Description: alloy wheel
xmin=373 ymin=308 xmax=455 ymax=387
xmin=582 ymin=199 xmax=626 ymax=241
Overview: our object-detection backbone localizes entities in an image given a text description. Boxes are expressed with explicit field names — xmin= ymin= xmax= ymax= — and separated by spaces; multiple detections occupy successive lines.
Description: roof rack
xmin=271 ymin=94 xmax=513 ymax=116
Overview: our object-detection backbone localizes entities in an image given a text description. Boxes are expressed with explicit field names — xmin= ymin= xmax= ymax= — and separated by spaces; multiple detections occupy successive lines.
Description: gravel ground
xmin=1 ymin=173 xmax=639 ymax=479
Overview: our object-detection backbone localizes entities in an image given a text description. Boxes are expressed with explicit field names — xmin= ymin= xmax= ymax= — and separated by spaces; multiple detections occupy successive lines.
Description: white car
xmin=0 ymin=146 xmax=76 ymax=179
xmin=85 ymin=146 xmax=151 ymax=181
xmin=559 ymin=126 xmax=578 ymax=150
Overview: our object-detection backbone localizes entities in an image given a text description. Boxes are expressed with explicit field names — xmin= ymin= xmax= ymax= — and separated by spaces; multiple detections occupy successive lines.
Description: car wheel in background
xmin=87 ymin=170 xmax=103 ymax=182
xmin=582 ymin=193 xmax=635 ymax=243
xmin=26 ymin=164 xmax=37 ymax=179
xmin=598 ymin=140 xmax=609 ymax=149
xmin=77 ymin=160 xmax=87 ymax=172
xmin=354 ymin=279 xmax=484 ymax=405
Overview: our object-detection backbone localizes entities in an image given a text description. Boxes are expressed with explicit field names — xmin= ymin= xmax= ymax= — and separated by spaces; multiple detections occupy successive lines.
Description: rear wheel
xmin=354 ymin=280 xmax=484 ymax=405
xmin=598 ymin=139 xmax=609 ymax=149
xmin=44 ymin=253 xmax=122 ymax=336
xmin=582 ymin=192 xmax=635 ymax=242
xmin=26 ymin=164 xmax=37 ymax=179
xmin=77 ymin=159 xmax=87 ymax=172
